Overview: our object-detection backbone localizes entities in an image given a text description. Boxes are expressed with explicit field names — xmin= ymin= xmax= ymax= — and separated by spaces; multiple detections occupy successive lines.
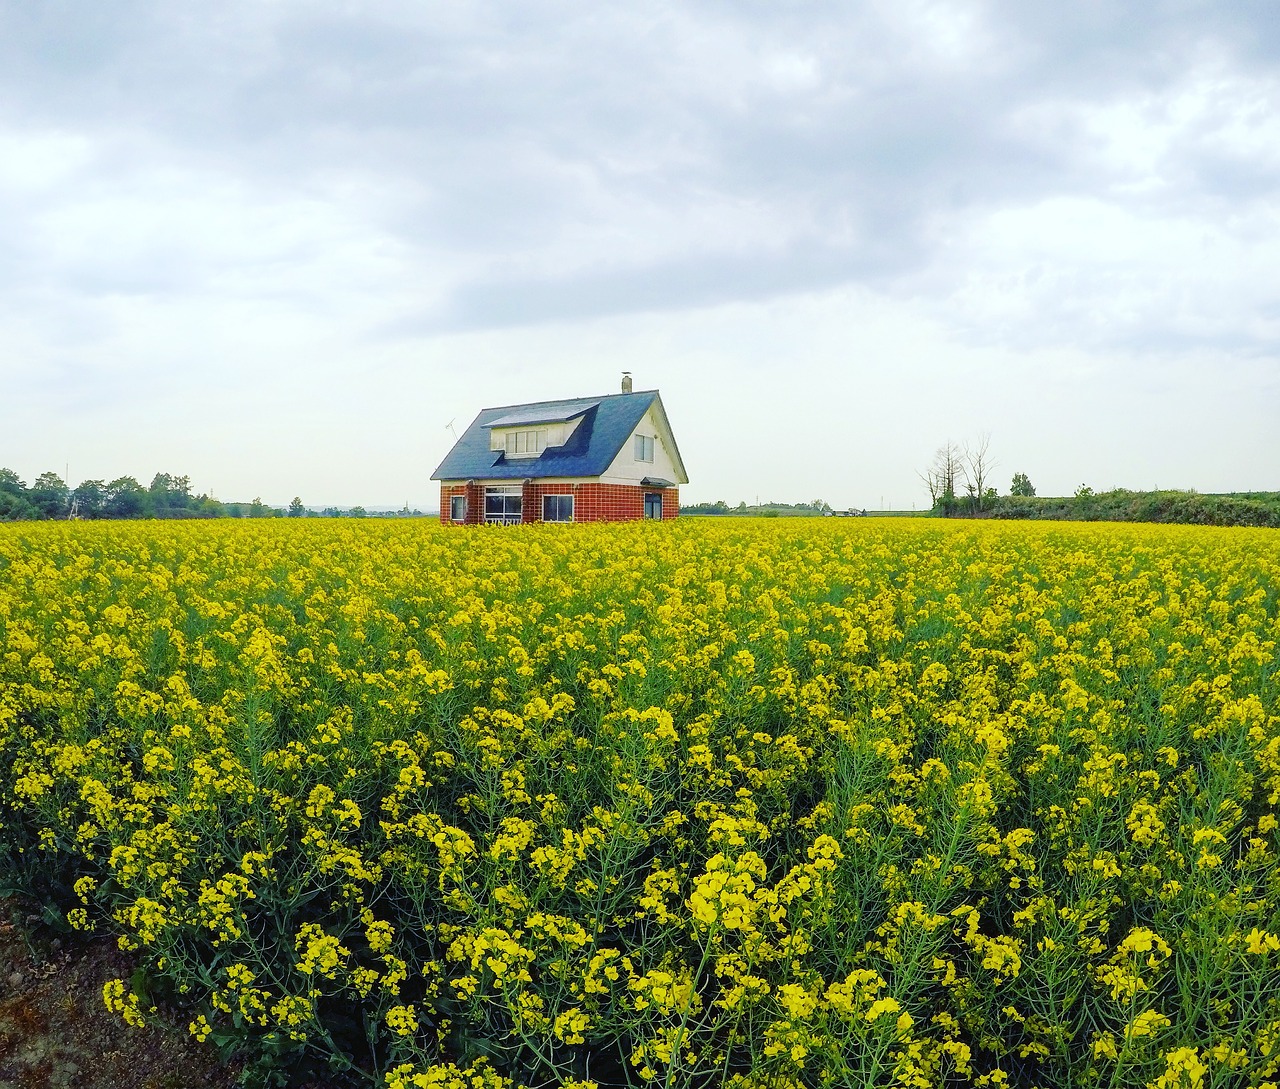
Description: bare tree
xmin=964 ymin=433 xmax=996 ymax=512
xmin=920 ymin=466 xmax=941 ymax=507
xmin=920 ymin=441 xmax=964 ymax=513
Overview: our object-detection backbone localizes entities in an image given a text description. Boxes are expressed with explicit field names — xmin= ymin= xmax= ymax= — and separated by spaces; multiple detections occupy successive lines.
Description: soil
xmin=0 ymin=898 xmax=241 ymax=1089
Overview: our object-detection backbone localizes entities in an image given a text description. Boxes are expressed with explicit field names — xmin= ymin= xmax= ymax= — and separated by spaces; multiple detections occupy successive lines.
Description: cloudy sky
xmin=3 ymin=1 xmax=1278 ymax=510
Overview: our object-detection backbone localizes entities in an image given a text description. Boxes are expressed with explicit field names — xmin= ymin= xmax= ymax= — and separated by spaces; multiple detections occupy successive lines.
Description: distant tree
xmin=105 ymin=477 xmax=148 ymax=518
xmin=72 ymin=480 xmax=108 ymax=518
xmin=0 ymin=492 xmax=37 ymax=520
xmin=349 ymin=506 xmax=367 ymax=518
xmin=964 ymin=434 xmax=995 ymax=512
xmin=921 ymin=441 xmax=963 ymax=515
xmin=288 ymin=497 xmax=305 ymax=517
xmin=0 ymin=470 xmax=38 ymax=520
xmin=150 ymin=472 xmax=192 ymax=512
xmin=1010 ymin=472 xmax=1036 ymax=497
xmin=679 ymin=500 xmax=732 ymax=515
xmin=249 ymin=497 xmax=267 ymax=518
xmin=30 ymin=472 xmax=70 ymax=518
xmin=195 ymin=495 xmax=226 ymax=518
xmin=0 ymin=468 xmax=24 ymax=495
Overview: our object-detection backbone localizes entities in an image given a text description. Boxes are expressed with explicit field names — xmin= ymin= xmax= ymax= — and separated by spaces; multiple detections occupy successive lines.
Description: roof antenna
xmin=621 ymin=371 xmax=633 ymax=393
xmin=445 ymin=418 xmax=458 ymax=441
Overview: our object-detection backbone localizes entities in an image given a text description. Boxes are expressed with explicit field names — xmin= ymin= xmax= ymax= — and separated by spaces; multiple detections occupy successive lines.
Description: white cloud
xmin=2 ymin=1 xmax=1278 ymax=507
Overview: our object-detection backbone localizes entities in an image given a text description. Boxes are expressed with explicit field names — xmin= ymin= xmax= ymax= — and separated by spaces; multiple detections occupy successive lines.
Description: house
xmin=431 ymin=376 xmax=688 ymax=525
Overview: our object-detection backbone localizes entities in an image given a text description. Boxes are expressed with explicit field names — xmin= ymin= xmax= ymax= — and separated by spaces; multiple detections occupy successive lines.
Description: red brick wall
xmin=438 ymin=483 xmax=484 ymax=525
xmin=438 ymin=485 xmax=456 ymax=524
xmin=526 ymin=482 xmax=679 ymax=522
xmin=440 ymin=482 xmax=678 ymax=524
xmin=660 ymin=487 xmax=678 ymax=521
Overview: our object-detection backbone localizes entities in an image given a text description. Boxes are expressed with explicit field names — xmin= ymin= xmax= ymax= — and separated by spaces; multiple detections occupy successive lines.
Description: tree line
xmin=679 ymin=499 xmax=837 ymax=516
xmin=918 ymin=441 xmax=1279 ymax=527
xmin=3 ymin=469 xmax=293 ymax=521
xmin=920 ymin=435 xmax=1041 ymax=516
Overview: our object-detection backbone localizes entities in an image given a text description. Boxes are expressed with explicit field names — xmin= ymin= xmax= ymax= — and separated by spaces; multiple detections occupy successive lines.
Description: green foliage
xmin=933 ymin=490 xmax=961 ymax=517
xmin=0 ymin=467 xmax=314 ymax=522
xmin=0 ymin=470 xmax=39 ymax=521
xmin=681 ymin=500 xmax=835 ymax=517
xmin=106 ymin=477 xmax=149 ymax=519
xmin=1010 ymin=472 xmax=1035 ymax=498
xmin=992 ymin=489 xmax=1280 ymax=527
xmin=72 ymin=480 xmax=109 ymax=519
xmin=0 ymin=491 xmax=39 ymax=521
xmin=30 ymin=472 xmax=70 ymax=519
xmin=149 ymin=473 xmax=193 ymax=517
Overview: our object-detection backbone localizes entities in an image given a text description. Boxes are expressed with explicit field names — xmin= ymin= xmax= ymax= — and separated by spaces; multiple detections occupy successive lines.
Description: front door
xmin=644 ymin=492 xmax=663 ymax=519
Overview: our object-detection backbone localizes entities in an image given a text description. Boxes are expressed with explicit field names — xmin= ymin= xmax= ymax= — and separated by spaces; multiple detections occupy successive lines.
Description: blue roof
xmin=485 ymin=401 xmax=599 ymax=428
xmin=432 ymin=390 xmax=665 ymax=482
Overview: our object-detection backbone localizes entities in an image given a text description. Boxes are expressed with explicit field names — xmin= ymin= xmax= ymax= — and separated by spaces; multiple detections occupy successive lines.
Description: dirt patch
xmin=0 ymin=898 xmax=241 ymax=1089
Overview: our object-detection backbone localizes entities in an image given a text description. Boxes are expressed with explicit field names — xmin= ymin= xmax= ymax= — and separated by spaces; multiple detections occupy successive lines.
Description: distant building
xmin=431 ymin=377 xmax=688 ymax=525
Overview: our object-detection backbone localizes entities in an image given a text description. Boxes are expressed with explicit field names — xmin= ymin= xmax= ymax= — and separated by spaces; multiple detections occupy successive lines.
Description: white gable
xmin=599 ymin=404 xmax=687 ymax=485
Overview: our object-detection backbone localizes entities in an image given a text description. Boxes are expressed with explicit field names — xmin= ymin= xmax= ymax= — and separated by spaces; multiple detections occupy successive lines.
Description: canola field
xmin=1 ymin=517 xmax=1279 ymax=1089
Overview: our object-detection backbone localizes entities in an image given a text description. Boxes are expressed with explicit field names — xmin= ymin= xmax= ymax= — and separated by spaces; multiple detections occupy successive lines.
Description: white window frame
xmin=505 ymin=429 xmax=548 ymax=457
xmin=484 ymin=485 xmax=523 ymax=524
xmin=450 ymin=495 xmax=467 ymax=521
xmin=634 ymin=434 xmax=655 ymax=463
xmin=542 ymin=494 xmax=574 ymax=522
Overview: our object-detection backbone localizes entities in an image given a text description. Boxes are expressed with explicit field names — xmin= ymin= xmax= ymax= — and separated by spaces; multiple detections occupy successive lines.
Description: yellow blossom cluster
xmin=2 ymin=517 xmax=1280 ymax=1088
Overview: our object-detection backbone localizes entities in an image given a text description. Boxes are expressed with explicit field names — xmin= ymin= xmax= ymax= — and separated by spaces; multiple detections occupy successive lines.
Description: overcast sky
xmin=3 ymin=1 xmax=1278 ymax=509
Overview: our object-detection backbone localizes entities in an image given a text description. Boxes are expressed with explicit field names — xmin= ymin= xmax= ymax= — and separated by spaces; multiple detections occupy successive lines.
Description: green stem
xmin=662 ymin=934 xmax=716 ymax=1089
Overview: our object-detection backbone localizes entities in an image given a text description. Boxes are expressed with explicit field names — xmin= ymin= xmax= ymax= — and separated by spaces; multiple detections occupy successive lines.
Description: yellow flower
xmin=1245 ymin=928 xmax=1280 ymax=955
xmin=386 ymin=1005 xmax=419 ymax=1036
xmin=1150 ymin=1047 xmax=1207 ymax=1089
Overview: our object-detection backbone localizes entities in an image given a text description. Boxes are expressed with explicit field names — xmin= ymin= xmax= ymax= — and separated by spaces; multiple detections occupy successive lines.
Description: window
xmin=634 ymin=434 xmax=655 ymax=463
xmin=484 ymin=485 xmax=523 ymax=524
xmin=505 ymin=430 xmax=548 ymax=456
xmin=450 ymin=495 xmax=467 ymax=521
xmin=542 ymin=494 xmax=574 ymax=522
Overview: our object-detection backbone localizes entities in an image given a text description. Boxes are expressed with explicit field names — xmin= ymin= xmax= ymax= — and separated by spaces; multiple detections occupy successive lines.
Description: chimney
xmin=621 ymin=371 xmax=633 ymax=393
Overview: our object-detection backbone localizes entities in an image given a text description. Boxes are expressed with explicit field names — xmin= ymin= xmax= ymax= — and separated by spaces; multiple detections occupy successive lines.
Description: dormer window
xmin=634 ymin=434 xmax=655 ymax=463
xmin=505 ymin=429 xmax=548 ymax=456
xmin=485 ymin=403 xmax=596 ymax=458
